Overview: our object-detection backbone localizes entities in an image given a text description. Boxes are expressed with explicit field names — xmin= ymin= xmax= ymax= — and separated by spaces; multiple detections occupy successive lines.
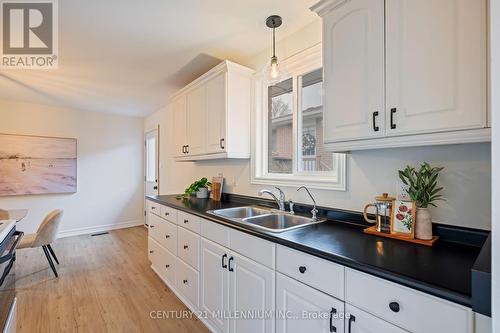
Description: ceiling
xmin=0 ymin=0 xmax=318 ymax=117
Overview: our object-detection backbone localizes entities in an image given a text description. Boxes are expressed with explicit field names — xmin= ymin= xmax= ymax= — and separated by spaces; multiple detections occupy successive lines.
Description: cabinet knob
xmin=151 ymin=206 xmax=156 ymax=210
xmin=165 ymin=212 xmax=170 ymax=216
xmin=165 ymin=235 xmax=170 ymax=239
xmin=149 ymin=250 xmax=154 ymax=254
xmin=299 ymin=266 xmax=307 ymax=274
xmin=183 ymin=279 xmax=188 ymax=284
xmin=183 ymin=245 xmax=189 ymax=249
xmin=184 ymin=219 xmax=189 ymax=224
xmin=165 ymin=264 xmax=170 ymax=268
xmin=389 ymin=302 xmax=400 ymax=313
xmin=150 ymin=225 xmax=155 ymax=228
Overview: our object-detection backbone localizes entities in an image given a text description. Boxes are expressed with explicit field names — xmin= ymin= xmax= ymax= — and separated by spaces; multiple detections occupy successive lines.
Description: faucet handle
xmin=275 ymin=187 xmax=286 ymax=200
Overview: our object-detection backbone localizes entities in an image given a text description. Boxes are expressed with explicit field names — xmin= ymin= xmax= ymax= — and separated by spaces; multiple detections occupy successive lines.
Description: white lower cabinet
xmin=200 ymin=239 xmax=230 ymax=333
xmin=147 ymin=202 xmax=476 ymax=333
xmin=229 ymin=251 xmax=275 ymax=333
xmin=345 ymin=304 xmax=408 ymax=333
xmin=276 ymin=273 xmax=344 ymax=333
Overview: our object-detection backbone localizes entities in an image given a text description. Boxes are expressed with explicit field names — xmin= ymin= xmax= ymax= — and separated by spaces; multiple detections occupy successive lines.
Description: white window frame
xmin=251 ymin=44 xmax=346 ymax=191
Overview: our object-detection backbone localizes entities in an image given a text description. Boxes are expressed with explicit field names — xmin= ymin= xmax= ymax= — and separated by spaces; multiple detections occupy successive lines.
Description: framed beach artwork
xmin=391 ymin=200 xmax=415 ymax=238
xmin=0 ymin=134 xmax=77 ymax=196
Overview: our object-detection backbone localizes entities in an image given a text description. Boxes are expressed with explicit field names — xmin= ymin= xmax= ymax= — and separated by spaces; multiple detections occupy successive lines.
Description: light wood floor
xmin=8 ymin=226 xmax=211 ymax=333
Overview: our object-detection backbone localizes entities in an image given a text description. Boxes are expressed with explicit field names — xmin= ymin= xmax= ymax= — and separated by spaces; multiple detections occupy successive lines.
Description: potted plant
xmin=398 ymin=162 xmax=444 ymax=240
xmin=177 ymin=177 xmax=212 ymax=199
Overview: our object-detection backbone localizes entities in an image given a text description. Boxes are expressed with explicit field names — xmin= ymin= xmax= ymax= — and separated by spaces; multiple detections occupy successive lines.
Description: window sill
xmin=251 ymin=173 xmax=346 ymax=191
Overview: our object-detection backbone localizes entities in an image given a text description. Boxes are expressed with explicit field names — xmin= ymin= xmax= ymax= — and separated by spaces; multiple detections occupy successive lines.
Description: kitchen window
xmin=252 ymin=44 xmax=346 ymax=190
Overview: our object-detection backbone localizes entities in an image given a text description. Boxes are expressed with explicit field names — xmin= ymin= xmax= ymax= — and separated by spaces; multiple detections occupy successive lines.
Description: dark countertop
xmin=147 ymin=194 xmax=488 ymax=309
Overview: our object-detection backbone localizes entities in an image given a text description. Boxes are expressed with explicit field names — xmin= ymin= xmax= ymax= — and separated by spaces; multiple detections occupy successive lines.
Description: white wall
xmin=0 ymin=100 xmax=144 ymax=236
xmin=145 ymin=19 xmax=491 ymax=231
xmin=490 ymin=0 xmax=499 ymax=330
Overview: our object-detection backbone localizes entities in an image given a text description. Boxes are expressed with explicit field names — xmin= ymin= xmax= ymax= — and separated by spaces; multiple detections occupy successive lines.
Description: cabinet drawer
xmin=148 ymin=214 xmax=177 ymax=254
xmin=345 ymin=304 xmax=408 ymax=333
xmin=277 ymin=245 xmax=344 ymax=300
xmin=345 ymin=268 xmax=472 ymax=333
xmin=150 ymin=237 xmax=176 ymax=286
xmin=177 ymin=226 xmax=200 ymax=270
xmin=176 ymin=257 xmax=199 ymax=307
xmin=229 ymin=229 xmax=275 ymax=268
xmin=177 ymin=211 xmax=201 ymax=234
xmin=201 ymin=218 xmax=230 ymax=247
xmin=160 ymin=205 xmax=177 ymax=223
xmin=147 ymin=200 xmax=161 ymax=216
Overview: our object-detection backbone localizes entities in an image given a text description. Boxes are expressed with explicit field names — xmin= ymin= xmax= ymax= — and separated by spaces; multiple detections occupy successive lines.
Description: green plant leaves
xmin=398 ymin=163 xmax=445 ymax=208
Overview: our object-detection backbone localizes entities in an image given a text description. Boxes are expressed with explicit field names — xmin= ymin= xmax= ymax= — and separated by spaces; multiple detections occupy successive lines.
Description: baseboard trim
xmin=58 ymin=220 xmax=144 ymax=238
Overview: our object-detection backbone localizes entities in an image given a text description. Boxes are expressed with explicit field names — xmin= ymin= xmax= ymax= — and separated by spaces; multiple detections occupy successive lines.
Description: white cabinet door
xmin=385 ymin=0 xmax=486 ymax=135
xmin=186 ymin=85 xmax=206 ymax=155
xmin=229 ymin=252 xmax=274 ymax=333
xmin=200 ymin=239 xmax=230 ymax=333
xmin=206 ymin=72 xmax=227 ymax=154
xmin=172 ymin=96 xmax=188 ymax=157
xmin=276 ymin=273 xmax=344 ymax=333
xmin=322 ymin=0 xmax=385 ymax=142
xmin=345 ymin=304 xmax=408 ymax=333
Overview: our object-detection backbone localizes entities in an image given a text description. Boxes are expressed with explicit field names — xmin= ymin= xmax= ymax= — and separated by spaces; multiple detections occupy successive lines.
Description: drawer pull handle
xmin=165 ymin=235 xmax=170 ymax=239
xmin=299 ymin=266 xmax=307 ymax=274
xmin=228 ymin=257 xmax=234 ymax=272
xmin=184 ymin=219 xmax=189 ymax=224
xmin=150 ymin=225 xmax=155 ymax=228
xmin=389 ymin=302 xmax=400 ymax=313
xmin=183 ymin=279 xmax=188 ymax=284
xmin=222 ymin=253 xmax=228 ymax=268
xmin=165 ymin=264 xmax=170 ymax=268
xmin=348 ymin=315 xmax=355 ymax=333
xmin=151 ymin=206 xmax=156 ymax=210
xmin=165 ymin=212 xmax=170 ymax=216
xmin=183 ymin=245 xmax=189 ymax=250
xmin=329 ymin=307 xmax=337 ymax=332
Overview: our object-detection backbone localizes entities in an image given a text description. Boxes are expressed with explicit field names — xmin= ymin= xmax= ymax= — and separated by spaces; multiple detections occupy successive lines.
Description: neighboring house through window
xmin=252 ymin=44 xmax=346 ymax=190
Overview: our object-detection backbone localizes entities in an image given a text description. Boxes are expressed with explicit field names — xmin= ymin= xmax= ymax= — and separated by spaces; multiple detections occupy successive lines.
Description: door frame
xmin=144 ymin=125 xmax=160 ymax=221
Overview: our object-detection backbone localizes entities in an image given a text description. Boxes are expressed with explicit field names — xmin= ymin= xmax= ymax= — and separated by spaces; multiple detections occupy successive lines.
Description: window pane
xmin=146 ymin=136 xmax=156 ymax=181
xmin=300 ymin=68 xmax=333 ymax=172
xmin=268 ymin=78 xmax=293 ymax=174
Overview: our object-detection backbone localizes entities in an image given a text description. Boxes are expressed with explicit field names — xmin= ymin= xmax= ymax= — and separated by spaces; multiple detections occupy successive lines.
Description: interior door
xmin=229 ymin=252 xmax=274 ymax=333
xmin=322 ymin=0 xmax=385 ymax=143
xmin=206 ymin=72 xmax=227 ymax=154
xmin=276 ymin=273 xmax=344 ymax=333
xmin=144 ymin=129 xmax=158 ymax=225
xmin=385 ymin=0 xmax=486 ymax=136
xmin=200 ymin=239 xmax=230 ymax=333
xmin=186 ymin=85 xmax=206 ymax=155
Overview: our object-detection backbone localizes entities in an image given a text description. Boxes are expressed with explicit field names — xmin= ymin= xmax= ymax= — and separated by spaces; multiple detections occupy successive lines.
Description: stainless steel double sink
xmin=207 ymin=206 xmax=325 ymax=233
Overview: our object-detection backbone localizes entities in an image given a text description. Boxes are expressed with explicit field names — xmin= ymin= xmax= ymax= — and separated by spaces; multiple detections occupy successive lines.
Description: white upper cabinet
xmin=206 ymin=72 xmax=227 ymax=154
xmin=186 ymin=85 xmax=206 ymax=156
xmin=312 ymin=0 xmax=489 ymax=152
xmin=322 ymin=0 xmax=385 ymax=142
xmin=172 ymin=95 xmax=188 ymax=157
xmin=385 ymin=0 xmax=487 ymax=136
xmin=173 ymin=61 xmax=253 ymax=161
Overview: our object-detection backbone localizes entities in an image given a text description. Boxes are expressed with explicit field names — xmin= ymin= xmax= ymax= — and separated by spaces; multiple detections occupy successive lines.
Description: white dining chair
xmin=18 ymin=209 xmax=63 ymax=277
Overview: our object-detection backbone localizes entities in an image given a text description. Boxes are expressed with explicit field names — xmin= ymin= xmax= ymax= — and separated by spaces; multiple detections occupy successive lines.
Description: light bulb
xmin=269 ymin=56 xmax=279 ymax=79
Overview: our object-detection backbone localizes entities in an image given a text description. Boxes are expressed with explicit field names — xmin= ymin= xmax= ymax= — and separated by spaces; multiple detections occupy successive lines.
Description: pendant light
xmin=266 ymin=15 xmax=283 ymax=83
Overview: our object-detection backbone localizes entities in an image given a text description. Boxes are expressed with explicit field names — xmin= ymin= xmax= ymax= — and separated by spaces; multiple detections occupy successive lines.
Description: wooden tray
xmin=363 ymin=226 xmax=439 ymax=246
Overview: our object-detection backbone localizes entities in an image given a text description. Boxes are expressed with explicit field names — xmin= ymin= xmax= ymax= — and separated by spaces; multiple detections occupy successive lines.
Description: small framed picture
xmin=391 ymin=201 xmax=415 ymax=238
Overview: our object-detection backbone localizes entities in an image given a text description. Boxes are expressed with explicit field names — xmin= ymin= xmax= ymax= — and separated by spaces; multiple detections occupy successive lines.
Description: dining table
xmin=0 ymin=209 xmax=28 ymax=223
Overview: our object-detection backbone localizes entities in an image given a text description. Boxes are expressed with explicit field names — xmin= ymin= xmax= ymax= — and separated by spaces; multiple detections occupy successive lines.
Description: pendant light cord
xmin=272 ymin=27 xmax=276 ymax=58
